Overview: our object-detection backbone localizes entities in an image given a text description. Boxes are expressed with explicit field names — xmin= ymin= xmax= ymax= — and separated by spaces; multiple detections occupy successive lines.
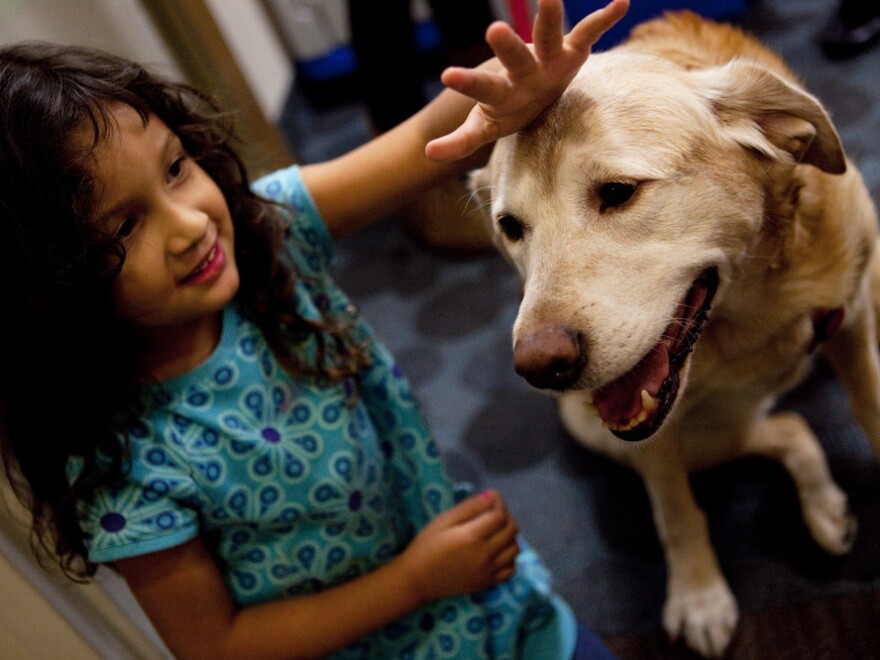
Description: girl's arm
xmin=114 ymin=491 xmax=518 ymax=660
xmin=301 ymin=0 xmax=629 ymax=238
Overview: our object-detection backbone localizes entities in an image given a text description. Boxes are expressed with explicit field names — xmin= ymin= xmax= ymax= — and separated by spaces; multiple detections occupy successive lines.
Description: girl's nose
xmin=165 ymin=200 xmax=210 ymax=254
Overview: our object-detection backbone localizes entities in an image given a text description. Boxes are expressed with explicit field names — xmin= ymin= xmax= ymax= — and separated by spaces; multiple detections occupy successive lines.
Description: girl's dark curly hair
xmin=0 ymin=42 xmax=370 ymax=580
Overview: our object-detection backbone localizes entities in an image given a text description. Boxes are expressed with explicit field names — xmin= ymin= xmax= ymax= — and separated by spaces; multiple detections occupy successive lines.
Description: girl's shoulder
xmin=252 ymin=165 xmax=333 ymax=273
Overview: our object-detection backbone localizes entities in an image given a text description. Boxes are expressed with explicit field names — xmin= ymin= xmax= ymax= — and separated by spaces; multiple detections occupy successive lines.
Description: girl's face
xmin=87 ymin=105 xmax=240 ymax=370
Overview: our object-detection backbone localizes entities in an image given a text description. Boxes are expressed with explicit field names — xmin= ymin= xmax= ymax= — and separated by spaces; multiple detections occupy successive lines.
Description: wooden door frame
xmin=139 ymin=0 xmax=293 ymax=176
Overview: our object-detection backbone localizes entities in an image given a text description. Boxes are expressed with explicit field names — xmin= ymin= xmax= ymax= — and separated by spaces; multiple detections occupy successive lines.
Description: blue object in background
xmin=296 ymin=47 xmax=357 ymax=84
xmin=563 ymin=0 xmax=747 ymax=50
xmin=297 ymin=20 xmax=441 ymax=84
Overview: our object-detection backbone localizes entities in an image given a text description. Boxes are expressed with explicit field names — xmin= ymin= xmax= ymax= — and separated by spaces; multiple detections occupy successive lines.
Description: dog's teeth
xmin=618 ymin=418 xmax=636 ymax=431
xmin=641 ymin=389 xmax=658 ymax=413
xmin=603 ymin=391 xmax=659 ymax=434
xmin=583 ymin=400 xmax=599 ymax=416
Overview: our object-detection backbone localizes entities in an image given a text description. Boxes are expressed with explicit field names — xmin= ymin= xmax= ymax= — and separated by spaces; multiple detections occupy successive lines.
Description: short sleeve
xmin=252 ymin=165 xmax=335 ymax=274
xmin=71 ymin=423 xmax=201 ymax=563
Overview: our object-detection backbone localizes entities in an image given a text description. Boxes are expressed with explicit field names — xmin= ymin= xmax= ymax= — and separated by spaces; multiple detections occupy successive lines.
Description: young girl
xmin=0 ymin=1 xmax=627 ymax=658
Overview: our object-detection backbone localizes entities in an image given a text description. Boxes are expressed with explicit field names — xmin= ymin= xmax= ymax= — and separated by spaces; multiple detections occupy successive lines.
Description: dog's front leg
xmin=821 ymin=281 xmax=880 ymax=457
xmin=631 ymin=437 xmax=738 ymax=658
xmin=743 ymin=411 xmax=856 ymax=554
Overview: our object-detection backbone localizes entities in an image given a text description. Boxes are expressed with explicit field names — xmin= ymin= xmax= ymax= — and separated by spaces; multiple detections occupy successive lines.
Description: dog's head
xmin=471 ymin=51 xmax=845 ymax=441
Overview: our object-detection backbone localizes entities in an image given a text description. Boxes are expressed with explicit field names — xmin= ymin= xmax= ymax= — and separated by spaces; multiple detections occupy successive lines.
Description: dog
xmin=471 ymin=11 xmax=880 ymax=657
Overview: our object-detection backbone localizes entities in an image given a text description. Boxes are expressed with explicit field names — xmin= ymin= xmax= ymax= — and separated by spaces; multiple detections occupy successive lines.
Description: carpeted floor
xmin=278 ymin=1 xmax=880 ymax=656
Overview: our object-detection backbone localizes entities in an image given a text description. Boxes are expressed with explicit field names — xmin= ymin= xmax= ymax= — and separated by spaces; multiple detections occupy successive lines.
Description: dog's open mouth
xmin=590 ymin=268 xmax=719 ymax=442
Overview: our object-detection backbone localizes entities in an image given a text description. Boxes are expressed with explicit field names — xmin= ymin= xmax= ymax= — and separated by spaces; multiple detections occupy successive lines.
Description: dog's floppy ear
xmin=695 ymin=60 xmax=846 ymax=174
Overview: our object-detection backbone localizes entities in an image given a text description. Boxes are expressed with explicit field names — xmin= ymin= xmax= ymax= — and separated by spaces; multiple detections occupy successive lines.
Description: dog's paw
xmin=663 ymin=580 xmax=738 ymax=658
xmin=802 ymin=483 xmax=858 ymax=555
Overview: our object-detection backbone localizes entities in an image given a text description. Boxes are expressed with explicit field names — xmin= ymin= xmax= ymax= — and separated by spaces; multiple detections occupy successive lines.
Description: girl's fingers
xmin=491 ymin=543 xmax=520 ymax=583
xmin=492 ymin=540 xmax=520 ymax=568
xmin=424 ymin=130 xmax=474 ymax=163
xmin=436 ymin=491 xmax=494 ymax=526
xmin=468 ymin=508 xmax=510 ymax=541
xmin=461 ymin=498 xmax=514 ymax=541
xmin=532 ymin=0 xmax=565 ymax=61
xmin=566 ymin=0 xmax=630 ymax=53
xmin=494 ymin=564 xmax=516 ymax=583
xmin=424 ymin=133 xmax=461 ymax=162
xmin=440 ymin=68 xmax=510 ymax=107
xmin=425 ymin=111 xmax=491 ymax=161
xmin=486 ymin=22 xmax=535 ymax=77
xmin=486 ymin=514 xmax=519 ymax=551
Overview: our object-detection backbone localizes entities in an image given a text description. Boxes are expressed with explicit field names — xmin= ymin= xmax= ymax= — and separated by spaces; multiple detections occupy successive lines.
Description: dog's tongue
xmin=592 ymin=343 xmax=669 ymax=427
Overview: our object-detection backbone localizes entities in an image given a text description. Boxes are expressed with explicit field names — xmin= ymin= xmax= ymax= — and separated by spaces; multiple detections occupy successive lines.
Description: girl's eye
xmin=598 ymin=182 xmax=637 ymax=210
xmin=116 ymin=215 xmax=138 ymax=238
xmin=498 ymin=215 xmax=524 ymax=241
xmin=168 ymin=156 xmax=187 ymax=180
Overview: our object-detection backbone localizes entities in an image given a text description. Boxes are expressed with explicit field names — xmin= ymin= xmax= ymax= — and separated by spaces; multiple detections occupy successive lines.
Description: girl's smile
xmin=86 ymin=104 xmax=240 ymax=377
xmin=180 ymin=241 xmax=226 ymax=286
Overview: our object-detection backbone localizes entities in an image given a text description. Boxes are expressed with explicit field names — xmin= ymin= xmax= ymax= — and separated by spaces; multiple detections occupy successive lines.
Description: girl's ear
xmin=695 ymin=60 xmax=846 ymax=175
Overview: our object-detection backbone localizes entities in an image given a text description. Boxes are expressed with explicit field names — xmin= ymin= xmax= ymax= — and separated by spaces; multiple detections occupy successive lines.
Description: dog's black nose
xmin=513 ymin=326 xmax=583 ymax=390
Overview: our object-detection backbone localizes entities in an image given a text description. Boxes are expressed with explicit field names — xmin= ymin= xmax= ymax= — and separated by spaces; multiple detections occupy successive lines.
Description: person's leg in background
xmin=348 ymin=0 xmax=426 ymax=133
xmin=427 ymin=0 xmax=495 ymax=68
xmin=348 ymin=0 xmax=496 ymax=252
xmin=817 ymin=0 xmax=880 ymax=59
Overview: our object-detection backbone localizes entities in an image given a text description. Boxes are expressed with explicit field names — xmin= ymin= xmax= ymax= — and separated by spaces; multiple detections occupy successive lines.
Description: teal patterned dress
xmin=71 ymin=166 xmax=576 ymax=659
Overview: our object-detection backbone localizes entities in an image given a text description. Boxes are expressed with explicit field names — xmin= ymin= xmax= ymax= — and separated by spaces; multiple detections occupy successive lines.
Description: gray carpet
xmin=279 ymin=0 xmax=880 ymax=655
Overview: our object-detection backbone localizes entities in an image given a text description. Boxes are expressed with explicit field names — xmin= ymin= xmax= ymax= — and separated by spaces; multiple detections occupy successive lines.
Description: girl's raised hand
xmin=425 ymin=0 xmax=629 ymax=162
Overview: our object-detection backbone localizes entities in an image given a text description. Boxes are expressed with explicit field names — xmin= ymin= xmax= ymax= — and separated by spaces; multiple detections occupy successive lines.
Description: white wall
xmin=0 ymin=477 xmax=171 ymax=658
xmin=0 ymin=0 xmax=181 ymax=79
xmin=0 ymin=0 xmax=293 ymax=120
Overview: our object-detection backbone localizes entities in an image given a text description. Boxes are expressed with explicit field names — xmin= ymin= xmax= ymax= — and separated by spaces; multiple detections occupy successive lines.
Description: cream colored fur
xmin=471 ymin=12 xmax=880 ymax=657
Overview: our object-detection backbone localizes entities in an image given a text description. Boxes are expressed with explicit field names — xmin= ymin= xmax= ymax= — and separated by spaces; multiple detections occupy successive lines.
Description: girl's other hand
xmin=425 ymin=0 xmax=629 ymax=162
xmin=396 ymin=490 xmax=520 ymax=603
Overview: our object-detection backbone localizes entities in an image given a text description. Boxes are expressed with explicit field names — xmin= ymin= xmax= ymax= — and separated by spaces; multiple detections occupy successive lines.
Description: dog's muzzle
xmin=593 ymin=267 xmax=720 ymax=441
xmin=512 ymin=268 xmax=720 ymax=442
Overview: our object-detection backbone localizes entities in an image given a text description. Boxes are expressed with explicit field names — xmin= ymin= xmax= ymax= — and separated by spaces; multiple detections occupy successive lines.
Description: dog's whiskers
xmin=465 ymin=185 xmax=496 ymax=215
xmin=662 ymin=314 xmax=701 ymax=344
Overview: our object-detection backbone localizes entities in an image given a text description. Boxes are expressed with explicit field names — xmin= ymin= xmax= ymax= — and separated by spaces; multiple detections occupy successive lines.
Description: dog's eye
xmin=498 ymin=215 xmax=524 ymax=241
xmin=599 ymin=182 xmax=636 ymax=209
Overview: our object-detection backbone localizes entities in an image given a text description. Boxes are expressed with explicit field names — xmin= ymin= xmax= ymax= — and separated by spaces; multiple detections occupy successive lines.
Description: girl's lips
xmin=180 ymin=242 xmax=226 ymax=286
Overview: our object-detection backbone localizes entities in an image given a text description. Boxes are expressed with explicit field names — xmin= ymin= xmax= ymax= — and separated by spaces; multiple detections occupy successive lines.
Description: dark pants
xmin=348 ymin=0 xmax=495 ymax=131
xmin=574 ymin=621 xmax=617 ymax=660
